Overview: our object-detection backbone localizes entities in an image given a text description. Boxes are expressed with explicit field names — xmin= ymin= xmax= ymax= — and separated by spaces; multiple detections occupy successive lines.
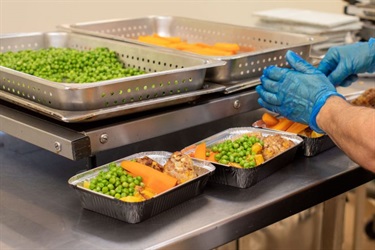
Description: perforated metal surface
xmin=0 ymin=32 xmax=223 ymax=111
xmin=59 ymin=16 xmax=326 ymax=83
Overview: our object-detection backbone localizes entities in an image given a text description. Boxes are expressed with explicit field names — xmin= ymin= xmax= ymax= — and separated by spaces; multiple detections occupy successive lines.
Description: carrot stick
xmin=153 ymin=34 xmax=182 ymax=43
xmin=187 ymin=47 xmax=234 ymax=56
xmin=194 ymin=42 xmax=212 ymax=48
xmin=138 ymin=36 xmax=172 ymax=46
xmin=262 ymin=112 xmax=279 ymax=127
xmin=286 ymin=122 xmax=309 ymax=134
xmin=194 ymin=142 xmax=207 ymax=160
xmin=269 ymin=118 xmax=294 ymax=131
xmin=120 ymin=160 xmax=177 ymax=194
xmin=213 ymin=43 xmax=240 ymax=53
xmin=207 ymin=152 xmax=217 ymax=162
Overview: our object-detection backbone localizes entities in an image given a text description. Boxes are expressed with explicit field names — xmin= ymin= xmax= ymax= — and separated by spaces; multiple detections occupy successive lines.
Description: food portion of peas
xmin=86 ymin=162 xmax=144 ymax=200
xmin=210 ymin=134 xmax=265 ymax=169
xmin=0 ymin=47 xmax=146 ymax=83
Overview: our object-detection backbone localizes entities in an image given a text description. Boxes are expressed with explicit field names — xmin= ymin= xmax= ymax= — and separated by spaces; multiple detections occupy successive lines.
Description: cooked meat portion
xmin=351 ymin=88 xmax=375 ymax=108
xmin=163 ymin=151 xmax=198 ymax=184
xmin=262 ymin=134 xmax=295 ymax=161
xmin=135 ymin=156 xmax=163 ymax=172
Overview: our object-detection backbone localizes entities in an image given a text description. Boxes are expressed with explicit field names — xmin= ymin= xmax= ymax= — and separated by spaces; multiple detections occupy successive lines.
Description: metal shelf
xmin=0 ymin=87 xmax=260 ymax=161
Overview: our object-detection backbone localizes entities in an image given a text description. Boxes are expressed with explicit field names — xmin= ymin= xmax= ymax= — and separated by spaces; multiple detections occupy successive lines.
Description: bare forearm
xmin=317 ymin=96 xmax=375 ymax=172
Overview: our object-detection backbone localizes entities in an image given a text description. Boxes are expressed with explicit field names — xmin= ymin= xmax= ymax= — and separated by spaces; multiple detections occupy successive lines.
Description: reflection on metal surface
xmin=216 ymin=205 xmax=323 ymax=250
xmin=249 ymin=207 xmax=322 ymax=250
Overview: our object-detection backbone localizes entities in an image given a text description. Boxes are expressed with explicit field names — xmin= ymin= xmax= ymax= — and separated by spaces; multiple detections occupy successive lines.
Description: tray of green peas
xmin=68 ymin=151 xmax=215 ymax=223
xmin=0 ymin=32 xmax=224 ymax=113
xmin=182 ymin=127 xmax=303 ymax=188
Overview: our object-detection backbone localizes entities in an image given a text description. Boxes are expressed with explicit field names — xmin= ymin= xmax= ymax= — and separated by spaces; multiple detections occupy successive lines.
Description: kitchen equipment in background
xmin=344 ymin=0 xmax=375 ymax=40
xmin=252 ymin=8 xmax=363 ymax=54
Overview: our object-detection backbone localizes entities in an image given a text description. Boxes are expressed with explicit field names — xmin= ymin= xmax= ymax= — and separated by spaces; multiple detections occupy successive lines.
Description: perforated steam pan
xmin=0 ymin=82 xmax=225 ymax=123
xmin=0 ymin=32 xmax=224 ymax=111
xmin=59 ymin=15 xmax=326 ymax=83
xmin=68 ymin=151 xmax=215 ymax=223
xmin=182 ymin=127 xmax=303 ymax=188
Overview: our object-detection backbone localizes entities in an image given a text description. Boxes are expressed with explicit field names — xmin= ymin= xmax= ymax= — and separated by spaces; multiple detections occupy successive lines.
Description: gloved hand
xmin=317 ymin=37 xmax=375 ymax=87
xmin=256 ymin=50 xmax=345 ymax=133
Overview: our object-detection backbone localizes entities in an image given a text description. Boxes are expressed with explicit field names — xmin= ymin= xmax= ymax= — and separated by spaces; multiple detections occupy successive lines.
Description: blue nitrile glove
xmin=317 ymin=37 xmax=375 ymax=87
xmin=256 ymin=50 xmax=345 ymax=134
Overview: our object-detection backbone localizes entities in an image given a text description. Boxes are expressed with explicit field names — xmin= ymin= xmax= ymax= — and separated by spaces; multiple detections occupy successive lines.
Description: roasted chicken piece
xmin=262 ymin=134 xmax=295 ymax=161
xmin=163 ymin=151 xmax=198 ymax=184
xmin=351 ymin=88 xmax=375 ymax=108
xmin=135 ymin=156 xmax=163 ymax=172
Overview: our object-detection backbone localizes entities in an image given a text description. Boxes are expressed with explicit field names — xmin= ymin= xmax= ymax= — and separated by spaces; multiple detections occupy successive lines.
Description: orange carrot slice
xmin=194 ymin=142 xmax=207 ymax=160
xmin=270 ymin=118 xmax=294 ymax=131
xmin=262 ymin=112 xmax=279 ymax=127
xmin=207 ymin=152 xmax=217 ymax=162
xmin=213 ymin=43 xmax=240 ymax=53
xmin=121 ymin=160 xmax=177 ymax=194
xmin=286 ymin=122 xmax=309 ymax=134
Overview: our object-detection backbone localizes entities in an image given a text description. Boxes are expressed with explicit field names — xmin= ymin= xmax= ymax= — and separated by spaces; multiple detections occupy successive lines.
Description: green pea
xmin=102 ymin=186 xmax=109 ymax=193
xmin=107 ymin=183 xmax=114 ymax=190
xmin=109 ymin=177 xmax=116 ymax=184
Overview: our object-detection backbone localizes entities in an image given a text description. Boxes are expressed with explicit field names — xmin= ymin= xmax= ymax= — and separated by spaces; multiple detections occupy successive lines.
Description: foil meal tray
xmin=58 ymin=15 xmax=326 ymax=83
xmin=251 ymin=120 xmax=335 ymax=157
xmin=181 ymin=127 xmax=303 ymax=188
xmin=299 ymin=135 xmax=335 ymax=157
xmin=0 ymin=32 xmax=224 ymax=111
xmin=68 ymin=151 xmax=215 ymax=223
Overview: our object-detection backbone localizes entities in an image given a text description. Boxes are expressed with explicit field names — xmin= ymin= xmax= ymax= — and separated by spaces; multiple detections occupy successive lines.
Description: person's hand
xmin=317 ymin=37 xmax=375 ymax=87
xmin=256 ymin=50 xmax=345 ymax=133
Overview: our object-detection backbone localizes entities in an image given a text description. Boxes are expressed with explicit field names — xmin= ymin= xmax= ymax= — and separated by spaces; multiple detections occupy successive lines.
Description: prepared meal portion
xmin=0 ymin=47 xmax=145 ymax=83
xmin=182 ymin=128 xmax=302 ymax=188
xmin=137 ymin=34 xmax=255 ymax=56
xmin=69 ymin=151 xmax=214 ymax=223
xmin=187 ymin=131 xmax=295 ymax=169
xmin=82 ymin=151 xmax=198 ymax=202
xmin=351 ymin=88 xmax=375 ymax=108
xmin=252 ymin=112 xmax=336 ymax=157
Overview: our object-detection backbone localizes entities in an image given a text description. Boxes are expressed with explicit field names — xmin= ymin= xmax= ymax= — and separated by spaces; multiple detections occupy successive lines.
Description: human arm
xmin=316 ymin=96 xmax=375 ymax=172
xmin=317 ymin=37 xmax=375 ymax=87
xmin=256 ymin=50 xmax=375 ymax=172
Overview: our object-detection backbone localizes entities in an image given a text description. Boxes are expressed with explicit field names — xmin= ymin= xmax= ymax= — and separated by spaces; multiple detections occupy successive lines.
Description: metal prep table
xmin=0 ymin=78 xmax=374 ymax=249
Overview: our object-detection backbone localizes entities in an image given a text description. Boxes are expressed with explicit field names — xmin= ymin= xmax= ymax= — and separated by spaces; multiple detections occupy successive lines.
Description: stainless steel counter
xmin=0 ymin=78 xmax=374 ymax=249
xmin=1 ymin=129 xmax=374 ymax=250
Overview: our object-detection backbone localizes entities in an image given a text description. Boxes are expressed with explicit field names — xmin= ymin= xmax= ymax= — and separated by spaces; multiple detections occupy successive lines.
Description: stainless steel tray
xmin=0 ymin=32 xmax=224 ymax=111
xmin=68 ymin=151 xmax=215 ymax=223
xmin=0 ymin=82 xmax=225 ymax=122
xmin=59 ymin=16 xmax=326 ymax=83
xmin=182 ymin=127 xmax=303 ymax=188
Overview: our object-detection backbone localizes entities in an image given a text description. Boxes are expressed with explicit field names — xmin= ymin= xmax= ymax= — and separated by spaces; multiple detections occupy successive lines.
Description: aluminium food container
xmin=68 ymin=151 xmax=215 ymax=223
xmin=0 ymin=32 xmax=224 ymax=111
xmin=299 ymin=135 xmax=335 ymax=157
xmin=58 ymin=15 xmax=326 ymax=83
xmin=182 ymin=127 xmax=303 ymax=188
xmin=251 ymin=116 xmax=335 ymax=157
